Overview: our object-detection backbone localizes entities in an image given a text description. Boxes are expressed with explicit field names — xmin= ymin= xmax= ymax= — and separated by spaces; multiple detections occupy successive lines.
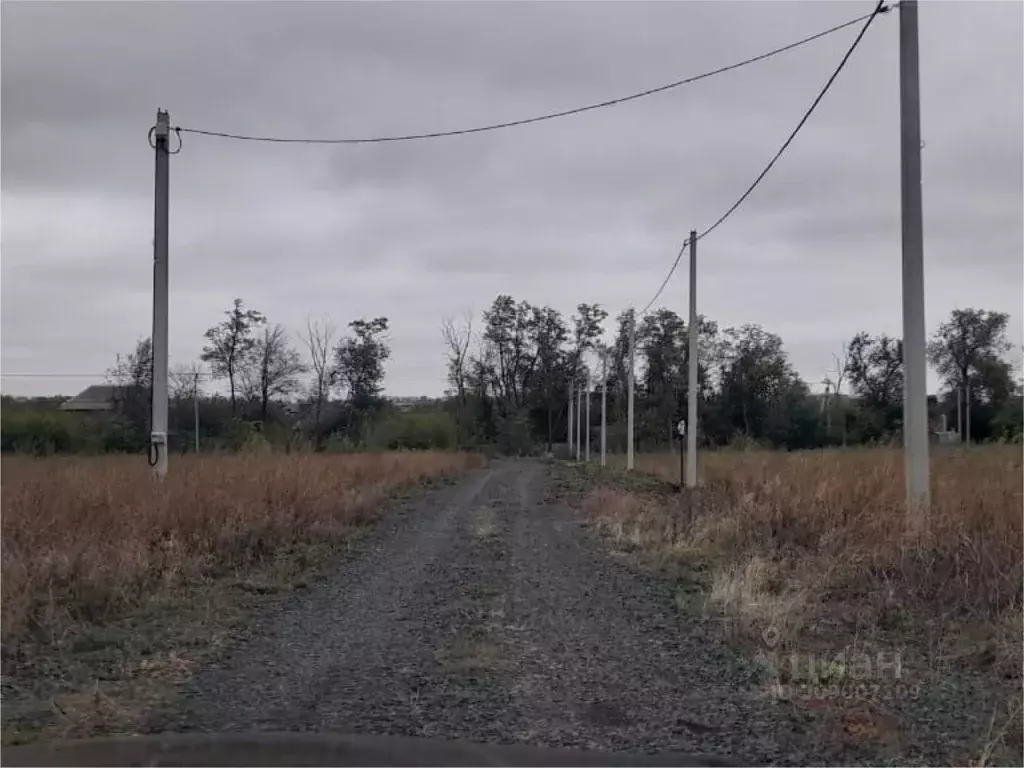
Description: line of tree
xmin=441 ymin=298 xmax=1022 ymax=453
xmin=2 ymin=297 xmax=1020 ymax=456
xmin=1 ymin=299 xmax=397 ymax=455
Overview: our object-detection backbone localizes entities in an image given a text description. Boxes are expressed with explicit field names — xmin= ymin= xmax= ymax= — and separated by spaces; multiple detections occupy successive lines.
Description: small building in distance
xmin=59 ymin=385 xmax=116 ymax=413
xmin=389 ymin=396 xmax=436 ymax=412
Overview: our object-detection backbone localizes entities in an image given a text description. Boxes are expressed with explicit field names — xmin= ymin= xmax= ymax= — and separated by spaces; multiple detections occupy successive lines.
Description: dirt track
xmin=137 ymin=460 xmax=821 ymax=765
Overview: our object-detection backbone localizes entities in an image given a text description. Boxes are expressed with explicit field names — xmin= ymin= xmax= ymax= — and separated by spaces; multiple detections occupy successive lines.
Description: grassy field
xmin=2 ymin=452 xmax=485 ymax=651
xmin=2 ymin=450 xmax=486 ymax=743
xmin=577 ymin=446 xmax=1022 ymax=760
xmin=589 ymin=446 xmax=1022 ymax=662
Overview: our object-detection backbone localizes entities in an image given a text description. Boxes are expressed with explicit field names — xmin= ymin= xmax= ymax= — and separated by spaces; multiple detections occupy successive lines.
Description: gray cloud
xmin=2 ymin=0 xmax=1021 ymax=399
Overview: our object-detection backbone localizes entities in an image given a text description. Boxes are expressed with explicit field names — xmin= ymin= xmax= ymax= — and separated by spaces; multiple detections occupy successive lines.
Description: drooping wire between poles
xmin=173 ymin=9 xmax=882 ymax=145
xmin=635 ymin=0 xmax=892 ymax=316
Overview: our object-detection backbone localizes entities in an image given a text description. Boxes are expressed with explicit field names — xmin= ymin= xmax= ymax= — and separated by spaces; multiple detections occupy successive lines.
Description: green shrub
xmin=493 ymin=413 xmax=535 ymax=456
xmin=0 ymin=411 xmax=95 ymax=455
xmin=240 ymin=431 xmax=273 ymax=454
xmin=98 ymin=415 xmax=144 ymax=454
xmin=367 ymin=410 xmax=457 ymax=451
xmin=325 ymin=433 xmax=361 ymax=453
xmin=991 ymin=397 xmax=1023 ymax=442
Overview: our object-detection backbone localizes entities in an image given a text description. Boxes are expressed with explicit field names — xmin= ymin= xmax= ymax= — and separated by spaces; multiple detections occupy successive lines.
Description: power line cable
xmin=174 ymin=10 xmax=880 ymax=146
xmin=639 ymin=238 xmax=691 ymax=316
xmin=637 ymin=0 xmax=890 ymax=316
xmin=0 ymin=373 xmax=114 ymax=378
xmin=696 ymin=0 xmax=890 ymax=241
xmin=0 ymin=372 xmax=214 ymax=379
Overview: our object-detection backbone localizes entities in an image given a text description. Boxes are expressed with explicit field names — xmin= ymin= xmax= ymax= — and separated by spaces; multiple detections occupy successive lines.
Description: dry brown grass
xmin=583 ymin=447 xmax=1023 ymax=671
xmin=583 ymin=446 xmax=1024 ymax=763
xmin=1 ymin=451 xmax=485 ymax=649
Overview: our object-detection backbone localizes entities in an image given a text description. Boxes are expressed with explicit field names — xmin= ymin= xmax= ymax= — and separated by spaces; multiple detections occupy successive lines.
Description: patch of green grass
xmin=464 ymin=582 xmax=499 ymax=600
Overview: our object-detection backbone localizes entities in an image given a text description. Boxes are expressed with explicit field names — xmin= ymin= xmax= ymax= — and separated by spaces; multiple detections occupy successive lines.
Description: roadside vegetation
xmin=0 ymin=451 xmax=484 ymax=744
xmin=2 ymin=452 xmax=484 ymax=648
xmin=572 ymin=445 xmax=1022 ymax=764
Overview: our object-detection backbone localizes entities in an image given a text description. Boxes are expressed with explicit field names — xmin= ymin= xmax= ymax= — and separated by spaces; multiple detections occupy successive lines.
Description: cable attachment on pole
xmin=148 ymin=123 xmax=182 ymax=154
xmin=169 ymin=127 xmax=183 ymax=155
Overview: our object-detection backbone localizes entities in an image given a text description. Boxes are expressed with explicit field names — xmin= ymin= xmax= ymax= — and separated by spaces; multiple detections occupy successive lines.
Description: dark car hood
xmin=4 ymin=731 xmax=739 ymax=767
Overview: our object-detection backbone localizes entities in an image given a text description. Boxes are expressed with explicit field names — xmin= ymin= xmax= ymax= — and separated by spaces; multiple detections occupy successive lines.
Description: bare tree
xmin=170 ymin=362 xmax=203 ymax=452
xmin=442 ymin=311 xmax=474 ymax=445
xmin=301 ymin=314 xmax=336 ymax=450
xmin=441 ymin=311 xmax=473 ymax=406
xmin=242 ymin=324 xmax=306 ymax=424
xmin=170 ymin=362 xmax=201 ymax=403
xmin=821 ymin=345 xmax=849 ymax=445
xmin=106 ymin=336 xmax=153 ymax=448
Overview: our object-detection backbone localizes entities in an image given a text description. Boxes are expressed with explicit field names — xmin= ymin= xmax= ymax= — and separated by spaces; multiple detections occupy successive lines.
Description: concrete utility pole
xmin=576 ymin=385 xmax=582 ymax=462
xmin=956 ymin=385 xmax=962 ymax=442
xmin=899 ymin=0 xmax=930 ymax=516
xmin=601 ymin=348 xmax=607 ymax=468
xmin=824 ymin=381 xmax=833 ymax=441
xmin=686 ymin=232 xmax=698 ymax=489
xmin=568 ymin=384 xmax=574 ymax=455
xmin=585 ymin=376 xmax=591 ymax=463
xmin=150 ymin=109 xmax=171 ymax=480
xmin=194 ymin=370 xmax=200 ymax=453
xmin=627 ymin=314 xmax=636 ymax=471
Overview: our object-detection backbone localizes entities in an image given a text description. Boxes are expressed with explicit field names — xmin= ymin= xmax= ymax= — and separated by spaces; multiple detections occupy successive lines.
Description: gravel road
xmin=144 ymin=460 xmax=823 ymax=765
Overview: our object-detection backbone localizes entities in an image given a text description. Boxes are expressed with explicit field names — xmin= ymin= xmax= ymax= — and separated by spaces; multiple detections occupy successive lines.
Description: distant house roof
xmin=390 ymin=396 xmax=435 ymax=411
xmin=60 ymin=385 xmax=116 ymax=412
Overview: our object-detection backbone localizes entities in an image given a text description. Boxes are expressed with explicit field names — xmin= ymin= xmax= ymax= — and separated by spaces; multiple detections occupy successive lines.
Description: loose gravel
xmin=143 ymin=460 xmax=876 ymax=765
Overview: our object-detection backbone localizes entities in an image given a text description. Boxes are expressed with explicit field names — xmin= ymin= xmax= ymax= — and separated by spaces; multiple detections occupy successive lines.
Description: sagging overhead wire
xmin=696 ymin=0 xmax=891 ymax=242
xmin=0 ymin=372 xmax=214 ymax=379
xmin=636 ymin=0 xmax=891 ymax=317
xmin=174 ymin=9 xmax=881 ymax=146
xmin=639 ymin=238 xmax=691 ymax=317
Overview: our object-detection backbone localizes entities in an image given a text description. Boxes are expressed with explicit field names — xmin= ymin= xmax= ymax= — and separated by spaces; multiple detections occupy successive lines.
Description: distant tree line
xmin=440 ymin=298 xmax=1022 ymax=453
xmin=2 ymin=297 xmax=1020 ymax=456
xmin=1 ymin=299 xmax=402 ymax=455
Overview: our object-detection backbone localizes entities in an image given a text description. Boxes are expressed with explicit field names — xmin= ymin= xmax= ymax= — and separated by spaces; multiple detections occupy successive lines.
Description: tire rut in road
xmin=487 ymin=463 xmax=809 ymax=763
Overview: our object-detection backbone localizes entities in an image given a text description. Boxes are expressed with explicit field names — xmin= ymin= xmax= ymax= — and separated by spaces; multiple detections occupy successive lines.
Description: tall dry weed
xmin=585 ymin=447 xmax=1023 ymax=667
xmin=1 ymin=452 xmax=484 ymax=647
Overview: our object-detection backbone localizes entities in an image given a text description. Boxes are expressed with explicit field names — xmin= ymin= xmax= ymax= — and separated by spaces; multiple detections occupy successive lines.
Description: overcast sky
xmin=2 ymin=1 xmax=1022 ymax=398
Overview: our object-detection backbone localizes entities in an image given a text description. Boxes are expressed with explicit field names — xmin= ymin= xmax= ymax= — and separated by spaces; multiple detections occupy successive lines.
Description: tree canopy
xmin=3 ymin=296 xmax=1019 ymax=456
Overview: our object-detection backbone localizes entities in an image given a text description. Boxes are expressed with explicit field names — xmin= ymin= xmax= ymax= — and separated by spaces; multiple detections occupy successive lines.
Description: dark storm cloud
xmin=2 ymin=1 xmax=1021 ymax=398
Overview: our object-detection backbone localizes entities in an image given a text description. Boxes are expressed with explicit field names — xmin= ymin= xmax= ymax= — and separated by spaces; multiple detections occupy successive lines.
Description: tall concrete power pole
xmin=956 ymin=385 xmax=962 ymax=441
xmin=899 ymin=0 xmax=930 ymax=516
xmin=568 ymin=385 xmax=574 ymax=456
xmin=686 ymin=232 xmax=698 ymax=489
xmin=194 ymin=370 xmax=200 ymax=453
xmin=627 ymin=314 xmax=636 ymax=471
xmin=150 ymin=109 xmax=170 ymax=480
xmin=576 ymin=385 xmax=582 ymax=462
xmin=585 ymin=376 xmax=591 ymax=463
xmin=601 ymin=348 xmax=607 ymax=468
